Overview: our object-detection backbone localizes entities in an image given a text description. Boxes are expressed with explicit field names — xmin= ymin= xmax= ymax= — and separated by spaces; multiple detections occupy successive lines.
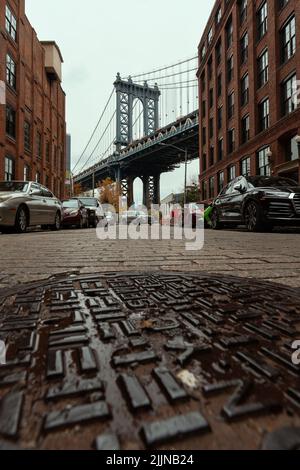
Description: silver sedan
xmin=0 ymin=181 xmax=63 ymax=233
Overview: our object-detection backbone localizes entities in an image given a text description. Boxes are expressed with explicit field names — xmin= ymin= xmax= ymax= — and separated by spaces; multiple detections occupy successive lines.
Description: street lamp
xmin=159 ymin=143 xmax=189 ymax=206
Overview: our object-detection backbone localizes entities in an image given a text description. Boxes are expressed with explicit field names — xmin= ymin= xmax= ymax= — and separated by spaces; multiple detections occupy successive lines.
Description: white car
xmin=0 ymin=181 xmax=63 ymax=233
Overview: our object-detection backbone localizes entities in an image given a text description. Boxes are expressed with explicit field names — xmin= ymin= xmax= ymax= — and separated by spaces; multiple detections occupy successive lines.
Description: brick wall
xmin=198 ymin=0 xmax=300 ymax=203
xmin=0 ymin=0 xmax=66 ymax=199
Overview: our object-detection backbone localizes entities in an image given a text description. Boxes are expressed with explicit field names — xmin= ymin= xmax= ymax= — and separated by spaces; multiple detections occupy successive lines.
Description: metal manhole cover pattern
xmin=0 ymin=272 xmax=300 ymax=450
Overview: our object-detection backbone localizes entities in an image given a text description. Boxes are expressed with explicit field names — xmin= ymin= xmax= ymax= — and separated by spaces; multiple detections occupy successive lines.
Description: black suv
xmin=211 ymin=176 xmax=300 ymax=232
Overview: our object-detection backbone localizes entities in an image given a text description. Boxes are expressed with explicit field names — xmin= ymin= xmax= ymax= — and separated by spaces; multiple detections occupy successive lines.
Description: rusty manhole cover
xmin=0 ymin=272 xmax=300 ymax=450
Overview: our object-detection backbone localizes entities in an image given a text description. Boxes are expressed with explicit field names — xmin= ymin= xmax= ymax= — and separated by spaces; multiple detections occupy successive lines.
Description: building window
xmin=35 ymin=171 xmax=41 ymax=183
xmin=201 ymin=44 xmax=206 ymax=61
xmin=228 ymin=91 xmax=235 ymax=119
xmin=209 ymin=88 xmax=214 ymax=108
xmin=24 ymin=164 xmax=30 ymax=181
xmin=218 ymin=138 xmax=223 ymax=161
xmin=226 ymin=17 xmax=233 ymax=49
xmin=46 ymin=141 xmax=50 ymax=162
xmin=6 ymin=54 xmax=16 ymax=90
xmin=217 ymin=106 xmax=223 ymax=130
xmin=202 ymin=154 xmax=207 ymax=172
xmin=208 ymin=26 xmax=213 ymax=45
xmin=280 ymin=16 xmax=296 ymax=64
xmin=241 ymin=115 xmax=250 ymax=143
xmin=241 ymin=74 xmax=249 ymax=106
xmin=209 ymin=177 xmax=215 ymax=199
xmin=45 ymin=175 xmax=50 ymax=189
xmin=36 ymin=132 xmax=42 ymax=159
xmin=228 ymin=165 xmax=236 ymax=182
xmin=241 ymin=156 xmax=251 ymax=176
xmin=281 ymin=73 xmax=297 ymax=116
xmin=216 ymin=39 xmax=222 ymax=65
xmin=24 ymin=121 xmax=31 ymax=152
xmin=209 ymin=146 xmax=214 ymax=166
xmin=5 ymin=156 xmax=15 ymax=181
xmin=218 ymin=171 xmax=225 ymax=193
xmin=228 ymin=128 xmax=235 ymax=154
xmin=257 ymin=147 xmax=271 ymax=176
xmin=5 ymin=5 xmax=17 ymax=41
xmin=209 ymin=118 xmax=214 ymax=139
xmin=259 ymin=98 xmax=270 ymax=131
xmin=257 ymin=49 xmax=268 ymax=88
xmin=201 ymin=72 xmax=206 ymax=92
xmin=285 ymin=136 xmax=299 ymax=162
xmin=6 ymin=105 xmax=16 ymax=139
xmin=208 ymin=57 xmax=213 ymax=81
xmin=278 ymin=0 xmax=289 ymax=10
xmin=240 ymin=32 xmax=248 ymax=64
xmin=202 ymin=127 xmax=207 ymax=145
xmin=227 ymin=55 xmax=234 ymax=82
xmin=202 ymin=180 xmax=207 ymax=200
xmin=217 ymin=73 xmax=222 ymax=97
xmin=54 ymin=146 xmax=58 ymax=168
xmin=240 ymin=0 xmax=248 ymax=24
xmin=257 ymin=2 xmax=268 ymax=41
xmin=216 ymin=7 xmax=222 ymax=25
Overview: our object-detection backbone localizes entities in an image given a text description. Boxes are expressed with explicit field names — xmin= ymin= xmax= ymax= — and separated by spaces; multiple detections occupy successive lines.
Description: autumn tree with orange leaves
xmin=98 ymin=178 xmax=121 ymax=211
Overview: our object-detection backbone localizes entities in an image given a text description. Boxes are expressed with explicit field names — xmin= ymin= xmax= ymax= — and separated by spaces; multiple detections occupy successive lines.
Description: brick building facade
xmin=0 ymin=0 xmax=66 ymax=199
xmin=198 ymin=0 xmax=300 ymax=203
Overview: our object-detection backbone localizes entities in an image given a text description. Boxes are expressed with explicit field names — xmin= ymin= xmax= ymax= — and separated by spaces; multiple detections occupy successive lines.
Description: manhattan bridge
xmin=73 ymin=56 xmax=199 ymax=208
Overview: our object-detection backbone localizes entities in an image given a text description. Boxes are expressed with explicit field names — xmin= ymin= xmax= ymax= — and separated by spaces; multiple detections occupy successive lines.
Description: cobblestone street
xmin=0 ymin=227 xmax=300 ymax=289
xmin=1 ymin=228 xmax=300 ymax=450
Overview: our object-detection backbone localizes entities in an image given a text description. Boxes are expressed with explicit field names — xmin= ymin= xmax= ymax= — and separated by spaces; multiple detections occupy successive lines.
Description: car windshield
xmin=63 ymin=200 xmax=79 ymax=208
xmin=79 ymin=198 xmax=98 ymax=207
xmin=248 ymin=177 xmax=298 ymax=188
xmin=0 ymin=182 xmax=29 ymax=193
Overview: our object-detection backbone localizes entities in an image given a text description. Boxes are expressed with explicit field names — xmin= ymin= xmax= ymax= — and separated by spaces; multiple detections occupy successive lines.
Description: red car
xmin=62 ymin=199 xmax=89 ymax=229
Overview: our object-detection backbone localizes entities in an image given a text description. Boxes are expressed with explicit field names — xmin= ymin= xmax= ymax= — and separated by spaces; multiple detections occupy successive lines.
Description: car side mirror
xmin=31 ymin=189 xmax=41 ymax=196
xmin=233 ymin=184 xmax=245 ymax=193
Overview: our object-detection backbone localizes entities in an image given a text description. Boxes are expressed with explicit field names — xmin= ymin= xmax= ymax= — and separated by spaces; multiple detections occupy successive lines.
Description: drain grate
xmin=0 ymin=272 xmax=299 ymax=450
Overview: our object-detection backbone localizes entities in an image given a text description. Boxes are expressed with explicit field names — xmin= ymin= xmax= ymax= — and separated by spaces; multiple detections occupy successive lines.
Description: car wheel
xmin=0 ymin=226 xmax=13 ymax=234
xmin=51 ymin=212 xmax=61 ymax=231
xmin=244 ymin=201 xmax=264 ymax=232
xmin=211 ymin=208 xmax=223 ymax=230
xmin=78 ymin=217 xmax=83 ymax=229
xmin=15 ymin=206 xmax=28 ymax=233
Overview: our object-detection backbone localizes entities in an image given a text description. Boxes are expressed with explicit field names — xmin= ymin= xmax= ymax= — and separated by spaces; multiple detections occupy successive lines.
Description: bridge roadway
xmin=74 ymin=111 xmax=199 ymax=206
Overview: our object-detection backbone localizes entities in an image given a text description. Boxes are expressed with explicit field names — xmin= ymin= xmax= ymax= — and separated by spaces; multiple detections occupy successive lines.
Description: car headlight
xmin=69 ymin=210 xmax=79 ymax=216
xmin=263 ymin=192 xmax=290 ymax=198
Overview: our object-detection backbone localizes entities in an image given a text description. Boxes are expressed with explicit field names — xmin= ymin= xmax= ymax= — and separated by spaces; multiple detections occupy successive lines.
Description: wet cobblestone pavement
xmin=0 ymin=272 xmax=300 ymax=450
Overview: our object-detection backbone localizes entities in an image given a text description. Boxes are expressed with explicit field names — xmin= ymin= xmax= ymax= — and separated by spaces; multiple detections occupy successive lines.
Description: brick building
xmin=0 ymin=0 xmax=66 ymax=199
xmin=198 ymin=0 xmax=300 ymax=203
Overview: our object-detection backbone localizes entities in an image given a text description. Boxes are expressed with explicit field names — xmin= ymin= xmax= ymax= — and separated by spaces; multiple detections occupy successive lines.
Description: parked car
xmin=62 ymin=199 xmax=88 ymax=229
xmin=72 ymin=197 xmax=104 ymax=228
xmin=211 ymin=176 xmax=300 ymax=232
xmin=120 ymin=210 xmax=149 ymax=225
xmin=0 ymin=181 xmax=62 ymax=233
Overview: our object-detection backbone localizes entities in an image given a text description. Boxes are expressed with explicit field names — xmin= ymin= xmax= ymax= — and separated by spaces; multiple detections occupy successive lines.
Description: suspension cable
xmin=77 ymin=111 xmax=116 ymax=174
xmin=122 ymin=55 xmax=197 ymax=80
xmin=72 ymin=88 xmax=115 ymax=173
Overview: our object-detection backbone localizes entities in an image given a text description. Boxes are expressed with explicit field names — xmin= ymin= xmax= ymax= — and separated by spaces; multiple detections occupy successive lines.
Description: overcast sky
xmin=26 ymin=0 xmax=215 ymax=200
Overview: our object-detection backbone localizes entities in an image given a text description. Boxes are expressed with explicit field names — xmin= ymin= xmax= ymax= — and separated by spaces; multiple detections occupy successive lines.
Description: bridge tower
xmin=114 ymin=74 xmax=160 ymax=151
xmin=114 ymin=74 xmax=161 ymax=208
